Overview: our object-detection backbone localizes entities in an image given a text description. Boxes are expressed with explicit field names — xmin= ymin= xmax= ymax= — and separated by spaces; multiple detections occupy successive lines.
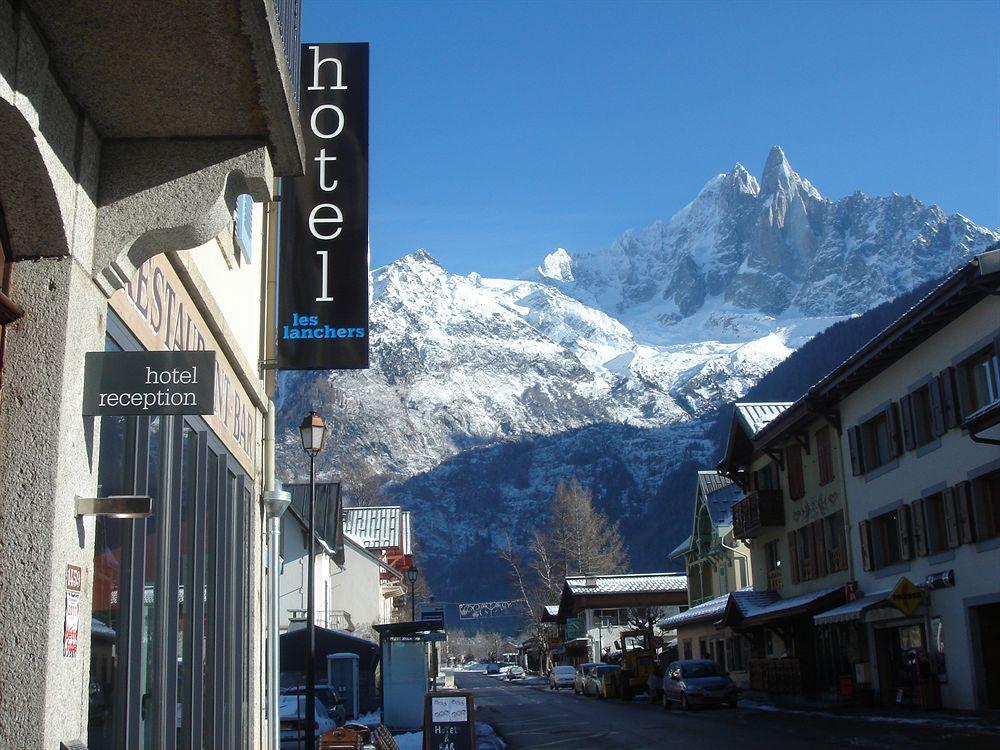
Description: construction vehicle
xmin=613 ymin=629 xmax=656 ymax=700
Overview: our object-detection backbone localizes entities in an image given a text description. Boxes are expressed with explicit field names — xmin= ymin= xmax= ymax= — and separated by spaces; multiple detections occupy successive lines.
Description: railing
xmin=767 ymin=570 xmax=783 ymax=592
xmin=732 ymin=490 xmax=784 ymax=539
xmin=749 ymin=658 xmax=801 ymax=694
xmin=272 ymin=0 xmax=302 ymax=103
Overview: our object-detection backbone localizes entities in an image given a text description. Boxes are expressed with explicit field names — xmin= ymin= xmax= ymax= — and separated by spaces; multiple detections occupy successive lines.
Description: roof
xmin=285 ymin=482 xmax=343 ymax=564
xmin=752 ymin=247 xmax=1000 ymax=451
xmin=540 ymin=604 xmax=561 ymax=623
xmin=667 ymin=536 xmax=692 ymax=560
xmin=401 ymin=511 xmax=413 ymax=555
xmin=723 ymin=585 xmax=844 ymax=627
xmin=372 ymin=620 xmax=446 ymax=637
xmin=735 ymin=403 xmax=793 ymax=436
xmin=700 ymin=472 xmax=744 ymax=527
xmin=343 ymin=506 xmax=405 ymax=549
xmin=657 ymin=592 xmax=732 ymax=629
xmin=565 ymin=573 xmax=688 ymax=596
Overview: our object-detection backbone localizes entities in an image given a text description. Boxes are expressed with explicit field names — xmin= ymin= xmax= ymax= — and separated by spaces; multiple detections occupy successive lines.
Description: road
xmin=454 ymin=671 xmax=999 ymax=750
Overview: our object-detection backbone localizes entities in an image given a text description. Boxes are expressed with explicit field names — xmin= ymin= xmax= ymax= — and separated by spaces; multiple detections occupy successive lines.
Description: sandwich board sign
xmin=423 ymin=691 xmax=475 ymax=750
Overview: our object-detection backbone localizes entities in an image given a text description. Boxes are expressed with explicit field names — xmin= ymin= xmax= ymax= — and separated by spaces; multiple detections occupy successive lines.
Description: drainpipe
xmin=264 ymin=482 xmax=290 ymax=750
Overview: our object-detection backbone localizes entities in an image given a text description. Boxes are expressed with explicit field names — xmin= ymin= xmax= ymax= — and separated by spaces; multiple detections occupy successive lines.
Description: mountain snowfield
xmin=276 ymin=147 xmax=997 ymax=600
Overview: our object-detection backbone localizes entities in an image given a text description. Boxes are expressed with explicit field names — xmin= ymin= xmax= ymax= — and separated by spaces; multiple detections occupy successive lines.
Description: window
xmin=736 ymin=557 xmax=748 ymax=589
xmin=922 ymin=493 xmax=949 ymax=554
xmin=753 ymin=462 xmax=777 ymax=491
xmin=728 ymin=636 xmax=746 ymax=671
xmin=765 ymin=539 xmax=781 ymax=572
xmin=593 ymin=609 xmax=621 ymax=627
xmin=682 ymin=640 xmax=693 ymax=660
xmin=958 ymin=346 xmax=999 ymax=416
xmin=718 ymin=566 xmax=728 ymax=595
xmin=816 ymin=426 xmax=835 ymax=486
xmin=786 ymin=443 xmax=805 ymax=500
xmin=823 ymin=510 xmax=848 ymax=572
xmin=233 ymin=194 xmax=254 ymax=263
xmin=972 ymin=469 xmax=1000 ymax=541
xmin=871 ymin=509 xmax=903 ymax=568
xmin=848 ymin=405 xmax=901 ymax=475
xmin=908 ymin=385 xmax=935 ymax=448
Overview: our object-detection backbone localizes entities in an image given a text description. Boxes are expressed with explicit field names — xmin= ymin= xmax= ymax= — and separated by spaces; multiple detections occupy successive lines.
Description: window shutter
xmin=787 ymin=445 xmax=805 ymax=500
xmin=887 ymin=402 xmax=902 ymax=459
xmin=929 ymin=377 xmax=946 ymax=437
xmin=970 ymin=477 xmax=989 ymax=540
xmin=836 ymin=518 xmax=848 ymax=571
xmin=770 ymin=462 xmax=780 ymax=490
xmin=814 ymin=519 xmax=828 ymax=578
xmin=911 ymin=498 xmax=928 ymax=557
xmin=858 ymin=521 xmax=873 ymax=572
xmin=816 ymin=426 xmax=833 ymax=486
xmin=942 ymin=486 xmax=960 ymax=549
xmin=900 ymin=395 xmax=916 ymax=452
xmin=940 ymin=368 xmax=960 ymax=428
xmin=848 ymin=426 xmax=863 ymax=476
xmin=787 ymin=531 xmax=800 ymax=585
xmin=897 ymin=504 xmax=913 ymax=561
xmin=954 ymin=481 xmax=976 ymax=545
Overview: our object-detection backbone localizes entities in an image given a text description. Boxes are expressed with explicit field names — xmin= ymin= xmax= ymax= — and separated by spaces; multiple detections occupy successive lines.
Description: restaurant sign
xmin=83 ymin=351 xmax=216 ymax=416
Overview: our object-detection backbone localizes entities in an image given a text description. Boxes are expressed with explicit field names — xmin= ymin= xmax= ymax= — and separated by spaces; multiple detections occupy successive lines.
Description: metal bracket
xmin=75 ymin=495 xmax=152 ymax=519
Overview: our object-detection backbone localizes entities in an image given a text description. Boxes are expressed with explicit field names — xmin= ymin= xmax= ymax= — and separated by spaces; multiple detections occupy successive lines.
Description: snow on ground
xmin=391 ymin=731 xmax=423 ymax=750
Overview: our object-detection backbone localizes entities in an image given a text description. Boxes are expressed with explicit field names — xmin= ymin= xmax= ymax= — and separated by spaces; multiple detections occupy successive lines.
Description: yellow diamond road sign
xmin=889 ymin=577 xmax=924 ymax=617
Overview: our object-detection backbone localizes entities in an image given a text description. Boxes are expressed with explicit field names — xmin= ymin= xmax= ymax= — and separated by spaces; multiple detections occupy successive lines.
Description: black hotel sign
xmin=277 ymin=43 xmax=370 ymax=370
xmin=83 ymin=351 xmax=216 ymax=416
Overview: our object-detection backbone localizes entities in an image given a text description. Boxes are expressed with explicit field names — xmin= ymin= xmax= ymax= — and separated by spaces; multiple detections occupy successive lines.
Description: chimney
xmin=583 ymin=573 xmax=598 ymax=588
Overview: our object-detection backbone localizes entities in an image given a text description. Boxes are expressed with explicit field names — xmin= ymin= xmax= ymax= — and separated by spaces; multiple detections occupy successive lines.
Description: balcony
xmin=732 ymin=490 xmax=784 ymax=539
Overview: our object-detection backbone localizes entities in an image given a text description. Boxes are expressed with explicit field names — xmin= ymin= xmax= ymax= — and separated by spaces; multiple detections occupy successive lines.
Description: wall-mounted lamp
xmin=75 ymin=495 xmax=152 ymax=519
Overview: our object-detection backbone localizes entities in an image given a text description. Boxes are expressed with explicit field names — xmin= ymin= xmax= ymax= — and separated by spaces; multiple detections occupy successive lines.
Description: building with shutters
xmin=718 ymin=403 xmax=857 ymax=699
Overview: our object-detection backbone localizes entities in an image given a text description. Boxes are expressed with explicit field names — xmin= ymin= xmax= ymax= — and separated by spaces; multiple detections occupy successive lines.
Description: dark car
xmin=661 ymin=659 xmax=738 ymax=710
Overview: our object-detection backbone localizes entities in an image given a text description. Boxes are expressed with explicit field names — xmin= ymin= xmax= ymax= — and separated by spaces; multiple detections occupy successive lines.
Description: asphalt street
xmin=454 ymin=671 xmax=1000 ymax=750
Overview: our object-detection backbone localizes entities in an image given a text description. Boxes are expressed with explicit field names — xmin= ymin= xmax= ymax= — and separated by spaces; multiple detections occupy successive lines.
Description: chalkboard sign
xmin=423 ymin=691 xmax=476 ymax=750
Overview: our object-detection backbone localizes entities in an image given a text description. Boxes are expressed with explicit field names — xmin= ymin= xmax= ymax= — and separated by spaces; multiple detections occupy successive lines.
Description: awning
xmin=813 ymin=586 xmax=906 ymax=625
xmin=564 ymin=638 xmax=589 ymax=650
xmin=658 ymin=592 xmax=730 ymax=629
xmin=724 ymin=585 xmax=845 ymax=628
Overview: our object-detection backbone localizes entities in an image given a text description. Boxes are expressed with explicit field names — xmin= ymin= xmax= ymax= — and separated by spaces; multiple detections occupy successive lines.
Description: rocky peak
xmin=538 ymin=247 xmax=575 ymax=281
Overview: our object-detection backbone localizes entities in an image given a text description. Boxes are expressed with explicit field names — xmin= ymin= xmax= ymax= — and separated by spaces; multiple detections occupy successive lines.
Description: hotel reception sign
xmin=277 ymin=43 xmax=370 ymax=370
xmin=83 ymin=351 xmax=216 ymax=416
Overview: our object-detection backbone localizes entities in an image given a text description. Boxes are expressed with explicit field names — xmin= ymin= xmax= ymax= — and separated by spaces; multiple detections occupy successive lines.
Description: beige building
xmin=806 ymin=247 xmax=1000 ymax=710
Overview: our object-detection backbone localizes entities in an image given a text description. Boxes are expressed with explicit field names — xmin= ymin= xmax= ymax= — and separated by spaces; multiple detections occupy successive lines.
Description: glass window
xmin=176 ymin=425 xmax=198 ymax=745
xmin=872 ymin=510 xmax=902 ymax=568
xmin=765 ymin=539 xmax=781 ymax=572
xmin=911 ymin=385 xmax=935 ymax=447
xmin=141 ymin=417 xmax=162 ymax=750
xmin=930 ymin=616 xmax=947 ymax=682
xmin=923 ymin=493 xmax=949 ymax=553
xmin=961 ymin=346 xmax=1000 ymax=414
xmin=861 ymin=412 xmax=891 ymax=471
xmin=972 ymin=470 xmax=1000 ymax=541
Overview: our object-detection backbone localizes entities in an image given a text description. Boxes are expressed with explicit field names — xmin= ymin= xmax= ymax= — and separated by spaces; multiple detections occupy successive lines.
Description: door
xmin=975 ymin=603 xmax=1000 ymax=708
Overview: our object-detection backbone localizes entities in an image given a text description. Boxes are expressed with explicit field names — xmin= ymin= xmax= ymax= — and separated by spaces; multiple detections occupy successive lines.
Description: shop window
xmin=233 ymin=194 xmax=254 ymax=263
xmin=786 ymin=443 xmax=805 ymax=500
xmin=816 ymin=426 xmax=835 ymax=486
xmin=972 ymin=469 xmax=1000 ymax=541
xmin=958 ymin=345 xmax=1000 ymax=416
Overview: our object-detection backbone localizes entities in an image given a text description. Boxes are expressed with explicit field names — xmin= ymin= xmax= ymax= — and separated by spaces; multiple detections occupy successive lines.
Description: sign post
xmin=277 ymin=42 xmax=370 ymax=370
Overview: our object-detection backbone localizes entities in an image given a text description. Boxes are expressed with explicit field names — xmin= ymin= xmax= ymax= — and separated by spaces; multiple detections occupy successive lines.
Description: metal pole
xmin=306 ymin=454 xmax=317 ymax=750
xmin=411 ymin=586 xmax=416 ymax=622
xmin=264 ymin=486 xmax=291 ymax=750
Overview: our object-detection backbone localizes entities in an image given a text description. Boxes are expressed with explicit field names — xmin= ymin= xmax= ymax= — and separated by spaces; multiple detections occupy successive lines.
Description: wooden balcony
xmin=733 ymin=489 xmax=784 ymax=539
xmin=749 ymin=658 xmax=802 ymax=694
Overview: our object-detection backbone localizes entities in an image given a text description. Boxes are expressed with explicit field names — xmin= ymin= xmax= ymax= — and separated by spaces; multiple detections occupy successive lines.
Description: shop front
xmin=87 ymin=253 xmax=264 ymax=750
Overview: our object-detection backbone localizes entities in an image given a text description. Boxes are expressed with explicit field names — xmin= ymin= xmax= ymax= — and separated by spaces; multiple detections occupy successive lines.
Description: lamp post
xmin=263 ymin=489 xmax=291 ymax=750
xmin=406 ymin=567 xmax=419 ymax=622
xmin=299 ymin=410 xmax=327 ymax=750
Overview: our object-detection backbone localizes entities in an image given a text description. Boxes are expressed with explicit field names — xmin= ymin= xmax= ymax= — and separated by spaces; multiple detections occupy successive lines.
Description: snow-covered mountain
xmin=276 ymin=147 xmax=997 ymax=603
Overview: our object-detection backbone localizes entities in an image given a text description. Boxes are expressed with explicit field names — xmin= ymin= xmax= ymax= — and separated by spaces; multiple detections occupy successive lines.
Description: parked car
xmin=549 ymin=665 xmax=576 ymax=690
xmin=583 ymin=664 xmax=621 ymax=698
xmin=661 ymin=659 xmax=738 ymax=710
xmin=278 ymin=695 xmax=337 ymax=750
xmin=485 ymin=663 xmax=501 ymax=675
xmin=505 ymin=665 xmax=525 ymax=681
xmin=281 ymin=684 xmax=346 ymax=726
xmin=573 ymin=662 xmax=600 ymax=694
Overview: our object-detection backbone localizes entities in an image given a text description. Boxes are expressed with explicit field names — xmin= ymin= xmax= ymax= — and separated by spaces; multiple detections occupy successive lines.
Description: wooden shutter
xmin=770 ymin=462 xmax=780 ymax=490
xmin=858 ymin=521 xmax=873 ymax=572
xmin=970 ymin=477 xmax=990 ymax=541
xmin=929 ymin=377 xmax=946 ymax=436
xmin=887 ymin=403 xmax=902 ymax=459
xmin=816 ymin=426 xmax=833 ymax=486
xmin=911 ymin=498 xmax=928 ymax=557
xmin=835 ymin=516 xmax=848 ymax=571
xmin=897 ymin=504 xmax=913 ymax=561
xmin=940 ymin=368 xmax=960 ymax=428
xmin=814 ymin=519 xmax=828 ymax=578
xmin=954 ymin=481 xmax=976 ymax=545
xmin=942 ymin=486 xmax=960 ymax=549
xmin=787 ymin=531 xmax=800 ymax=585
xmin=848 ymin=426 xmax=863 ymax=476
xmin=900 ymin=395 xmax=916 ymax=452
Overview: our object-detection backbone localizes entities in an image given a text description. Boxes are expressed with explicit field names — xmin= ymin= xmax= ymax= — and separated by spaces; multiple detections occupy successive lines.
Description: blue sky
xmin=304 ymin=0 xmax=1000 ymax=278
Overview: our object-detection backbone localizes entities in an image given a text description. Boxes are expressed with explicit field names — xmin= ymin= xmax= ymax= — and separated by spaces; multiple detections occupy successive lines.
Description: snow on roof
xmin=658 ymin=591 xmax=732 ymax=629
xmin=543 ymin=605 xmax=560 ymax=617
xmin=697 ymin=470 xmax=733 ymax=496
xmin=343 ymin=506 xmax=404 ymax=549
xmin=730 ymin=585 xmax=843 ymax=622
xmin=565 ymin=572 xmax=687 ymax=595
xmin=734 ymin=403 xmax=793 ymax=436
xmin=813 ymin=587 xmax=895 ymax=625
xmin=699 ymin=471 xmax=745 ymax=527
xmin=401 ymin=511 xmax=413 ymax=555
xmin=667 ymin=535 xmax=692 ymax=560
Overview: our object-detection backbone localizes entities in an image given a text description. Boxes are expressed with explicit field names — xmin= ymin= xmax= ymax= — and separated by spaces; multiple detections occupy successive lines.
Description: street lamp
xmin=263 ymin=489 xmax=291 ymax=750
xmin=406 ymin=567 xmax=419 ymax=622
xmin=299 ymin=410 xmax=327 ymax=750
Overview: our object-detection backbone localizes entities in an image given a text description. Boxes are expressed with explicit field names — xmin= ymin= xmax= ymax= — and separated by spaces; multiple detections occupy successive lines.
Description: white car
xmin=505 ymin=665 xmax=525 ymax=680
xmin=548 ymin=665 xmax=576 ymax=690
xmin=279 ymin=695 xmax=336 ymax=750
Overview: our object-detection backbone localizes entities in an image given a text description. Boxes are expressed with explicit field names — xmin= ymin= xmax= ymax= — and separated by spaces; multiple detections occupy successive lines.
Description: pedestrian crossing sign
xmin=889 ymin=577 xmax=924 ymax=617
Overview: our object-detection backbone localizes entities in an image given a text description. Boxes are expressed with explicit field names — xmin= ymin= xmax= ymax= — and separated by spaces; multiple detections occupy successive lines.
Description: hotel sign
xmin=277 ymin=43 xmax=370 ymax=370
xmin=83 ymin=351 xmax=216 ymax=416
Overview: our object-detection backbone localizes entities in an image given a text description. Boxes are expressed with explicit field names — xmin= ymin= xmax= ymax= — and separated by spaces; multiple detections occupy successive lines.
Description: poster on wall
xmin=63 ymin=565 xmax=82 ymax=658
xmin=277 ymin=42 xmax=370 ymax=370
